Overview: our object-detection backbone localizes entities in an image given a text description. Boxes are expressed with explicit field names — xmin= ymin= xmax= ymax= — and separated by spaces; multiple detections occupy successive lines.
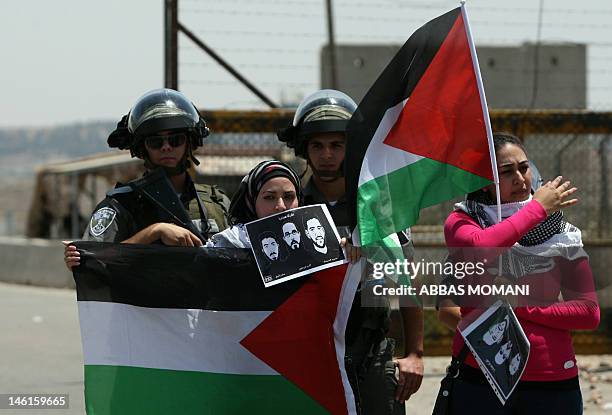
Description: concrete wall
xmin=0 ymin=237 xmax=74 ymax=288
xmin=321 ymin=43 xmax=586 ymax=109
xmin=2 ymin=237 xmax=608 ymax=307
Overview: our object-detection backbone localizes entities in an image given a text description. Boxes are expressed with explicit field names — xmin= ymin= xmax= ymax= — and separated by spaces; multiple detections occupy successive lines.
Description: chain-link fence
xmin=177 ymin=1 xmax=612 ymax=113
xmin=30 ymin=109 xmax=612 ymax=242
xmin=202 ymin=109 xmax=612 ymax=355
xmin=28 ymin=109 xmax=612 ymax=354
xmin=416 ymin=111 xmax=612 ymax=243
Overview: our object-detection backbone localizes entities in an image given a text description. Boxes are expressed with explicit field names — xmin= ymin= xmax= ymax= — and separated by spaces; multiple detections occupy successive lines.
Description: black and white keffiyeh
xmin=454 ymin=195 xmax=586 ymax=278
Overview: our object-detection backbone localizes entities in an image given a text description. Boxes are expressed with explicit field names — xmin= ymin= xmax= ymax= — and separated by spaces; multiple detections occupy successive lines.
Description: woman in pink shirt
xmin=437 ymin=133 xmax=599 ymax=414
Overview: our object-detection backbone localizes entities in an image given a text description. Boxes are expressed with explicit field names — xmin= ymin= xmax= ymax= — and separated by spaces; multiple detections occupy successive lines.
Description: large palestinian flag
xmin=346 ymin=5 xmax=495 ymax=246
xmin=73 ymin=242 xmax=360 ymax=414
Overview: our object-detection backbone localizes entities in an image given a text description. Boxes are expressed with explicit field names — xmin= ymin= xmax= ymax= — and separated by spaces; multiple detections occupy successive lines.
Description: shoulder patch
xmin=89 ymin=207 xmax=117 ymax=237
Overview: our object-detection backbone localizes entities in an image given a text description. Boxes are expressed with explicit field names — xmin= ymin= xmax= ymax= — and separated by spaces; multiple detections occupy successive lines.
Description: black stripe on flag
xmin=73 ymin=241 xmax=306 ymax=311
xmin=345 ymin=7 xmax=461 ymax=228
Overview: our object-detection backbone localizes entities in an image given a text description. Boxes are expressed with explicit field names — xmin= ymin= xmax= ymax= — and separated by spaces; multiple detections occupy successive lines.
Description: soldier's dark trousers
xmin=346 ymin=338 xmax=406 ymax=415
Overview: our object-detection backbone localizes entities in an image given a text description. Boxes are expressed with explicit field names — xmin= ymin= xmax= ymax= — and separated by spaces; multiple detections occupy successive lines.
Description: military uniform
xmin=278 ymin=88 xmax=415 ymax=414
xmin=302 ymin=177 xmax=406 ymax=415
xmin=84 ymin=174 xmax=229 ymax=243
xmin=302 ymin=179 xmax=351 ymax=238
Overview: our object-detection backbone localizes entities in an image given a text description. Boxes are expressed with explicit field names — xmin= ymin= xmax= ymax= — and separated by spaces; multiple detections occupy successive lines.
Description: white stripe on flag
xmin=333 ymin=260 xmax=363 ymax=415
xmin=358 ymin=98 xmax=424 ymax=187
xmin=461 ymin=3 xmax=500 ymax=223
xmin=78 ymin=302 xmax=276 ymax=375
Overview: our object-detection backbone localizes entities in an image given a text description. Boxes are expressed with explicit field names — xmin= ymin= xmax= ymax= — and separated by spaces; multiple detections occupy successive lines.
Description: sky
xmin=1 ymin=0 xmax=611 ymax=128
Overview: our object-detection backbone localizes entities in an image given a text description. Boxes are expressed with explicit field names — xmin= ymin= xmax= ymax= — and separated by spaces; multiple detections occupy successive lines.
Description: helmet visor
xmin=128 ymin=89 xmax=200 ymax=136
xmin=293 ymin=89 xmax=357 ymax=127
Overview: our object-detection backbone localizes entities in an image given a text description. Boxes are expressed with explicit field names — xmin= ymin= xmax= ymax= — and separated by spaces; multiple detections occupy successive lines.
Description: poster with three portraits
xmin=245 ymin=204 xmax=347 ymax=287
xmin=460 ymin=300 xmax=530 ymax=405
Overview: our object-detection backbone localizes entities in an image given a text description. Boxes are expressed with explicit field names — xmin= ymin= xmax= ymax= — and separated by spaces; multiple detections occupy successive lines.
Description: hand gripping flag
xmin=346 ymin=5 xmax=495 ymax=246
xmin=73 ymin=242 xmax=360 ymax=415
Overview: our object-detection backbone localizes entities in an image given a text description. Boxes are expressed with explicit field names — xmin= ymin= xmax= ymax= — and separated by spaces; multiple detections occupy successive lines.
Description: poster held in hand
xmin=246 ymin=204 xmax=347 ymax=287
xmin=460 ymin=300 xmax=530 ymax=405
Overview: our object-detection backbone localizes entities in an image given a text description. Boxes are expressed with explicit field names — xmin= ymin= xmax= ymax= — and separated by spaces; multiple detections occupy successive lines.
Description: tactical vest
xmin=108 ymin=179 xmax=230 ymax=241
xmin=189 ymin=184 xmax=230 ymax=236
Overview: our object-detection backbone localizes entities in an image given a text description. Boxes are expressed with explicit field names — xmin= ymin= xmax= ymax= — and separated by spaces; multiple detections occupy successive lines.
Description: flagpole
xmin=460 ymin=1 xmax=502 ymax=225
xmin=461 ymin=1 xmax=503 ymax=277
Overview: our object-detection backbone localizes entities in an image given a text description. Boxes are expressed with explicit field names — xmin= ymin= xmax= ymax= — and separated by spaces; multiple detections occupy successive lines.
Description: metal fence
xmin=199 ymin=109 xmax=612 ymax=355
xmin=29 ymin=109 xmax=612 ymax=242
xmin=27 ymin=109 xmax=612 ymax=353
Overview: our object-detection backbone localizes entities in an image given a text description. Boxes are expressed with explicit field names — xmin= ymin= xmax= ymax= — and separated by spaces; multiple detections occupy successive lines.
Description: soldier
xmin=278 ymin=89 xmax=424 ymax=414
xmin=64 ymin=88 xmax=230 ymax=268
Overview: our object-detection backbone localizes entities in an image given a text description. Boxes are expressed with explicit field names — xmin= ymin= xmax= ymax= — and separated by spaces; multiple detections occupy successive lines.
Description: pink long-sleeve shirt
xmin=444 ymin=200 xmax=600 ymax=381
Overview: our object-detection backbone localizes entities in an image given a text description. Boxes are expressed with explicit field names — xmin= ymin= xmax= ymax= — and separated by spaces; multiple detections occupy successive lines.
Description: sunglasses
xmin=144 ymin=133 xmax=187 ymax=150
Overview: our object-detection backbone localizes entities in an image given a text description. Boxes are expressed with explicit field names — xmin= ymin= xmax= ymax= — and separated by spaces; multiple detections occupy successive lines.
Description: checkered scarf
xmin=454 ymin=195 xmax=586 ymax=277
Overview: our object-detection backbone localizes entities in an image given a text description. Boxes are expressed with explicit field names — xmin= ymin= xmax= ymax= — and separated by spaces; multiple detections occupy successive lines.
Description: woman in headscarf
xmin=206 ymin=160 xmax=359 ymax=262
xmin=206 ymin=160 xmax=300 ymax=248
xmin=437 ymin=133 xmax=599 ymax=414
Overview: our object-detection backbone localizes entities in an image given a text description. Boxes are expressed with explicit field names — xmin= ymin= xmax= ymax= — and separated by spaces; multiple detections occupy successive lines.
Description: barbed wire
xmin=180 ymin=8 xmax=612 ymax=29
xmin=182 ymin=62 xmax=317 ymax=70
xmin=181 ymin=46 xmax=317 ymax=55
xmin=178 ymin=1 xmax=612 ymax=109
xmin=186 ymin=26 xmax=612 ymax=42
xmin=181 ymin=60 xmax=612 ymax=75
xmin=182 ymin=79 xmax=317 ymax=87
xmin=188 ymin=29 xmax=325 ymax=39
xmin=179 ymin=7 xmax=322 ymax=19
xmin=180 ymin=0 xmax=612 ymax=15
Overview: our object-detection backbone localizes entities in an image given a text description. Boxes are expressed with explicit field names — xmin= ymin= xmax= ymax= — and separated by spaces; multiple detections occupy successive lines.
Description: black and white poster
xmin=460 ymin=300 xmax=530 ymax=405
xmin=245 ymin=204 xmax=347 ymax=287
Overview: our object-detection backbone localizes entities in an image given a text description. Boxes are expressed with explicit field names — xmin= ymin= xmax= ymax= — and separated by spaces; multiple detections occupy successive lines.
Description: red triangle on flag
xmin=240 ymin=264 xmax=350 ymax=415
xmin=383 ymin=13 xmax=494 ymax=181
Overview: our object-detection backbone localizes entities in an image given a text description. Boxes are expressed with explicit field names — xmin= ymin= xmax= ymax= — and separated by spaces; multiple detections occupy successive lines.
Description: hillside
xmin=0 ymin=121 xmax=115 ymax=177
xmin=0 ymin=121 xmax=115 ymax=235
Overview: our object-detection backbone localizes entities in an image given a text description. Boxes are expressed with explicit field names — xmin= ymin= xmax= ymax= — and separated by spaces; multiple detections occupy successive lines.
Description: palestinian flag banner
xmin=346 ymin=5 xmax=495 ymax=246
xmin=73 ymin=242 xmax=360 ymax=415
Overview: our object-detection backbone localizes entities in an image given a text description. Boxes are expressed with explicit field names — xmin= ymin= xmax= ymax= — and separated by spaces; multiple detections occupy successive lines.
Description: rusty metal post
xmin=178 ymin=23 xmax=278 ymax=108
xmin=325 ymin=0 xmax=338 ymax=89
xmin=165 ymin=0 xmax=178 ymax=90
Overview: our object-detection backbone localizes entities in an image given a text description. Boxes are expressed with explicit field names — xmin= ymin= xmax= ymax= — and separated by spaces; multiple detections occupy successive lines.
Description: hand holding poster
xmin=460 ymin=300 xmax=530 ymax=405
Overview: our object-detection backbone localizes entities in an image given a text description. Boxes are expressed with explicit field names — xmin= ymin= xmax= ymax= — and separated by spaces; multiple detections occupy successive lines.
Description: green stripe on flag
xmin=85 ymin=365 xmax=328 ymax=415
xmin=357 ymin=157 xmax=491 ymax=246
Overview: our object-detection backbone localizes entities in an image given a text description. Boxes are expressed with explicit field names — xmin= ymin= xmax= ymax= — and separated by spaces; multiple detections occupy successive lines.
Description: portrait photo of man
xmin=301 ymin=213 xmax=341 ymax=263
xmin=304 ymin=215 xmax=328 ymax=255
xmin=282 ymin=221 xmax=301 ymax=251
xmin=260 ymin=231 xmax=280 ymax=262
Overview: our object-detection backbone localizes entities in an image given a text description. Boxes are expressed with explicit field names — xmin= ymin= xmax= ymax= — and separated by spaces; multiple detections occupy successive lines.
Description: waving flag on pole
xmin=346 ymin=4 xmax=496 ymax=246
xmin=73 ymin=242 xmax=360 ymax=415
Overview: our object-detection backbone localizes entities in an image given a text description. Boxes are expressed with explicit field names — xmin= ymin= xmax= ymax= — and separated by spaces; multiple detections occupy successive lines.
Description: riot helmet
xmin=108 ymin=88 xmax=209 ymax=171
xmin=277 ymin=89 xmax=357 ymax=158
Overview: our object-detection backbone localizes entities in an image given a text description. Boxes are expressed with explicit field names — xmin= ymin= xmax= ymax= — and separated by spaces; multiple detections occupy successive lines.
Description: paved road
xmin=0 ymin=282 xmax=609 ymax=414
xmin=0 ymin=282 xmax=84 ymax=414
